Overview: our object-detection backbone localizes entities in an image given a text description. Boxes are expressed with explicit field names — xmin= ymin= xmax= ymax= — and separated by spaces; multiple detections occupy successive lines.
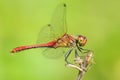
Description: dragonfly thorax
xmin=77 ymin=35 xmax=87 ymax=46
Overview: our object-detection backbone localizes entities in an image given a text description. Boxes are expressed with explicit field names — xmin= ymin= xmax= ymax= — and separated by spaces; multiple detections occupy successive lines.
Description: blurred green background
xmin=0 ymin=0 xmax=120 ymax=80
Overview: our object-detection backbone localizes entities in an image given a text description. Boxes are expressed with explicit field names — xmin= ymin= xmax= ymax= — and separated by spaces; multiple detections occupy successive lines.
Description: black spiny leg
xmin=80 ymin=48 xmax=89 ymax=53
xmin=76 ymin=44 xmax=82 ymax=52
xmin=76 ymin=44 xmax=89 ymax=53
xmin=64 ymin=48 xmax=73 ymax=64
xmin=75 ymin=49 xmax=79 ymax=58
xmin=74 ymin=49 xmax=83 ymax=65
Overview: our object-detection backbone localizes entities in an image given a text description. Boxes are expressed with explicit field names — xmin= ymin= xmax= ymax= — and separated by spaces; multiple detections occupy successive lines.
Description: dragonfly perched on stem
xmin=10 ymin=3 xmax=88 ymax=64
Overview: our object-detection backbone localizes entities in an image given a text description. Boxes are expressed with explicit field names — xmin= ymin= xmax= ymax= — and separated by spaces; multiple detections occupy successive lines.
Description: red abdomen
xmin=11 ymin=40 xmax=56 ymax=53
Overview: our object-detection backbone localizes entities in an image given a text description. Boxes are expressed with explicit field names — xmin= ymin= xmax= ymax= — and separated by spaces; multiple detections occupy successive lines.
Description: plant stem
xmin=66 ymin=50 xmax=93 ymax=80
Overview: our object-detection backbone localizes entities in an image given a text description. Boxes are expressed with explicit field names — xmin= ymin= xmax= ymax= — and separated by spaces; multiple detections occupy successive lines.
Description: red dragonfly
xmin=10 ymin=3 xmax=88 ymax=63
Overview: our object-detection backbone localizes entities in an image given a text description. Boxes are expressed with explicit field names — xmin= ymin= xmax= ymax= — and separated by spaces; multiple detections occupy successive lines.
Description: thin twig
xmin=66 ymin=64 xmax=83 ymax=72
xmin=66 ymin=50 xmax=93 ymax=80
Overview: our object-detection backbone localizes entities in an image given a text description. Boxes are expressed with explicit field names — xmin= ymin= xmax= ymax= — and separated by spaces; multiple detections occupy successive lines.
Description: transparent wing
xmin=37 ymin=24 xmax=56 ymax=44
xmin=36 ymin=3 xmax=67 ymax=58
xmin=42 ymin=47 xmax=68 ymax=59
xmin=51 ymin=3 xmax=67 ymax=38
xmin=37 ymin=3 xmax=67 ymax=44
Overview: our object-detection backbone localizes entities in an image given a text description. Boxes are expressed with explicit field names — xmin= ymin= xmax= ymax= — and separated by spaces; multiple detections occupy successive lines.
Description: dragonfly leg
xmin=77 ymin=45 xmax=89 ymax=54
xmin=75 ymin=49 xmax=79 ymax=58
xmin=80 ymin=48 xmax=90 ymax=53
xmin=74 ymin=49 xmax=84 ymax=64
xmin=64 ymin=48 xmax=73 ymax=64
xmin=76 ymin=44 xmax=82 ymax=52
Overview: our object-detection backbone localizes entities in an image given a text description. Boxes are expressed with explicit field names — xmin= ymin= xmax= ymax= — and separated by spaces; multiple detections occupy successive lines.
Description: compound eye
xmin=78 ymin=35 xmax=87 ymax=46
xmin=80 ymin=36 xmax=84 ymax=41
xmin=78 ymin=35 xmax=84 ymax=42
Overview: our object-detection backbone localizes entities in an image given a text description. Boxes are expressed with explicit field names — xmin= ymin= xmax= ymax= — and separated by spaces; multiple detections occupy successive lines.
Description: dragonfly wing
xmin=50 ymin=3 xmax=67 ymax=38
xmin=37 ymin=3 xmax=68 ymax=59
xmin=37 ymin=3 xmax=67 ymax=44
xmin=37 ymin=24 xmax=56 ymax=44
xmin=42 ymin=47 xmax=68 ymax=59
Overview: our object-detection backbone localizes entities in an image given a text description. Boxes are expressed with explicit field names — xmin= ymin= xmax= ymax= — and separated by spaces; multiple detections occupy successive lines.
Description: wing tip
xmin=63 ymin=3 xmax=66 ymax=7
xmin=48 ymin=24 xmax=51 ymax=26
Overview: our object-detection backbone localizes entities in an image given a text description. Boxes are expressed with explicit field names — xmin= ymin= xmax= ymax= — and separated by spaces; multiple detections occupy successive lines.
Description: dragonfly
xmin=10 ymin=3 xmax=88 ymax=64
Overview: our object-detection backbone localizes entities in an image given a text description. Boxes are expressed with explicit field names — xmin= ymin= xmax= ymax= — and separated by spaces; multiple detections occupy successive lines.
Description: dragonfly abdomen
xmin=11 ymin=40 xmax=57 ymax=53
xmin=10 ymin=46 xmax=33 ymax=53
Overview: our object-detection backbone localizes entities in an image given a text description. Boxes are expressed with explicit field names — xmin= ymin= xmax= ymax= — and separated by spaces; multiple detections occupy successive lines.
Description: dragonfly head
xmin=77 ymin=35 xmax=87 ymax=46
